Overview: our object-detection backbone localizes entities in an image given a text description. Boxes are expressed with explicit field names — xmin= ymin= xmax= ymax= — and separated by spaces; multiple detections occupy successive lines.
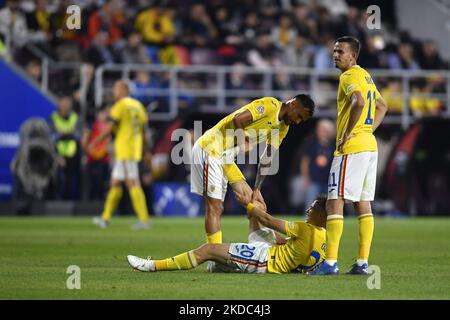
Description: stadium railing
xmin=93 ymin=64 xmax=450 ymax=129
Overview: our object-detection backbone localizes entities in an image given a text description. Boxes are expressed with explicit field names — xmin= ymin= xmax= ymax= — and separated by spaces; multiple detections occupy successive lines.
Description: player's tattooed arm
xmin=373 ymin=94 xmax=388 ymax=132
xmin=254 ymin=144 xmax=276 ymax=189
xmin=338 ymin=90 xmax=364 ymax=152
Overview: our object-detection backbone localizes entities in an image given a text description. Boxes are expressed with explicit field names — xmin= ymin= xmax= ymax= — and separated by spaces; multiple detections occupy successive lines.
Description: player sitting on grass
xmin=127 ymin=195 xmax=327 ymax=274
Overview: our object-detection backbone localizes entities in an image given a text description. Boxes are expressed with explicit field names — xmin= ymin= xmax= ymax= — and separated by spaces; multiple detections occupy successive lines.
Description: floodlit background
xmin=0 ymin=0 xmax=450 ymax=301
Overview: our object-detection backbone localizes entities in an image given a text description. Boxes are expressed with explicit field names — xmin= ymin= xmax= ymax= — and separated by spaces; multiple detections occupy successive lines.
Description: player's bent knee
xmin=125 ymin=179 xmax=139 ymax=189
xmin=195 ymin=243 xmax=215 ymax=261
xmin=110 ymin=179 xmax=122 ymax=188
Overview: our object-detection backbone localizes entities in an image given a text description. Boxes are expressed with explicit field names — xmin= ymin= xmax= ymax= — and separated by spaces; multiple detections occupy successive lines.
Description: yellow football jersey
xmin=198 ymin=97 xmax=289 ymax=159
xmin=335 ymin=65 xmax=381 ymax=155
xmin=109 ymin=97 xmax=148 ymax=161
xmin=267 ymin=221 xmax=326 ymax=274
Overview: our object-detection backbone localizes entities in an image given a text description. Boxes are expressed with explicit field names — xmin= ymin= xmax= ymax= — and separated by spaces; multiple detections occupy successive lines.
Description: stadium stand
xmin=0 ymin=0 xmax=449 ymax=215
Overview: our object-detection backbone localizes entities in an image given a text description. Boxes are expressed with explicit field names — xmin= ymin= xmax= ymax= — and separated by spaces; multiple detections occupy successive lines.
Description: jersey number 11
xmin=365 ymin=91 xmax=376 ymax=125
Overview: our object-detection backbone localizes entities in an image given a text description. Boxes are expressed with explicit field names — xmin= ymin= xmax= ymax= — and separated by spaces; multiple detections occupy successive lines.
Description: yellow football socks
xmin=325 ymin=215 xmax=344 ymax=264
xmin=206 ymin=230 xmax=223 ymax=244
xmin=358 ymin=213 xmax=374 ymax=262
xmin=154 ymin=250 xmax=198 ymax=271
xmin=101 ymin=186 xmax=123 ymax=221
xmin=129 ymin=186 xmax=150 ymax=224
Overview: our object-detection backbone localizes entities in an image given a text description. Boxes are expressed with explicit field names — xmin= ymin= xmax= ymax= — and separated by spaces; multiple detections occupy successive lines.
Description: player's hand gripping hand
xmin=337 ymin=133 xmax=355 ymax=153
xmin=252 ymin=189 xmax=267 ymax=212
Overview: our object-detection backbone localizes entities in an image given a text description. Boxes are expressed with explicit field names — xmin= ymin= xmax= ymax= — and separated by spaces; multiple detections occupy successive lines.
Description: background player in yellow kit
xmin=91 ymin=80 xmax=151 ymax=229
xmin=191 ymin=95 xmax=315 ymax=245
xmin=308 ymin=36 xmax=388 ymax=275
xmin=127 ymin=195 xmax=327 ymax=274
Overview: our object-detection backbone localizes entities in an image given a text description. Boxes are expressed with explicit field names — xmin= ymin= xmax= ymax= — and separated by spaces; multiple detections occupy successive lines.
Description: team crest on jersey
xmin=256 ymin=106 xmax=265 ymax=114
xmin=210 ymin=185 xmax=216 ymax=193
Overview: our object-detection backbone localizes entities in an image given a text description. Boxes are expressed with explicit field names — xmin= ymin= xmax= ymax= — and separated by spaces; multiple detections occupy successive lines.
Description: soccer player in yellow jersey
xmin=307 ymin=36 xmax=388 ymax=275
xmin=190 ymin=95 xmax=315 ymax=245
xmin=91 ymin=80 xmax=151 ymax=229
xmin=127 ymin=195 xmax=327 ymax=274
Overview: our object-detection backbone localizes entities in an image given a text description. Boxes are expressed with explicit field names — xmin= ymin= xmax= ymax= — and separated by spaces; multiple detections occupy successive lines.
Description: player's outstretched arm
xmin=246 ymin=203 xmax=287 ymax=235
xmin=373 ymin=94 xmax=388 ymax=132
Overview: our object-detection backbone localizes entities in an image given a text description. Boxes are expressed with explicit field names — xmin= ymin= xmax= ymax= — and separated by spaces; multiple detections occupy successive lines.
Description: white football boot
xmin=92 ymin=216 xmax=109 ymax=229
xmin=127 ymin=255 xmax=156 ymax=272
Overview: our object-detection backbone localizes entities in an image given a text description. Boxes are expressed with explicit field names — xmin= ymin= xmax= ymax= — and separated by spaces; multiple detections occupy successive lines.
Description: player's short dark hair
xmin=315 ymin=194 xmax=327 ymax=209
xmin=336 ymin=36 xmax=361 ymax=59
xmin=294 ymin=94 xmax=315 ymax=116
xmin=314 ymin=194 xmax=328 ymax=222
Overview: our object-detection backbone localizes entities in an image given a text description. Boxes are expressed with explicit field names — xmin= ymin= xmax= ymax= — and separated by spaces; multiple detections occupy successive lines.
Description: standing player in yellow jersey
xmin=92 ymin=80 xmax=151 ymax=229
xmin=307 ymin=36 xmax=388 ymax=275
xmin=191 ymin=95 xmax=315 ymax=245
xmin=126 ymin=195 xmax=327 ymax=274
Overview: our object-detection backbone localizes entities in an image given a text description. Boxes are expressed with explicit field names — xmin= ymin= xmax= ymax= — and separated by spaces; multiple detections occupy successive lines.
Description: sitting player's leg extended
xmin=127 ymin=240 xmax=270 ymax=274
xmin=127 ymin=243 xmax=231 ymax=272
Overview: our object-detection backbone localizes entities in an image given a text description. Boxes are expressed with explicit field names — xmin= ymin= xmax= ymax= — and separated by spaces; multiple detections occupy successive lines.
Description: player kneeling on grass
xmin=127 ymin=195 xmax=327 ymax=274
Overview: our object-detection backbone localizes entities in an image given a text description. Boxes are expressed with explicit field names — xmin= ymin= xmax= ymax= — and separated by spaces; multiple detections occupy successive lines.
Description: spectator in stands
xmin=359 ymin=35 xmax=381 ymax=69
xmin=282 ymin=32 xmax=313 ymax=68
xmin=271 ymin=12 xmax=296 ymax=49
xmin=292 ymin=3 xmax=317 ymax=41
xmin=82 ymin=105 xmax=110 ymax=200
xmin=0 ymin=36 xmax=7 ymax=58
xmin=25 ymin=0 xmax=52 ymax=47
xmin=335 ymin=6 xmax=366 ymax=44
xmin=409 ymin=78 xmax=442 ymax=117
xmin=418 ymin=40 xmax=448 ymax=70
xmin=299 ymin=118 xmax=335 ymax=211
xmin=380 ymin=79 xmax=404 ymax=114
xmin=247 ymin=31 xmax=282 ymax=70
xmin=118 ymin=31 xmax=151 ymax=64
xmin=314 ymin=5 xmax=335 ymax=37
xmin=212 ymin=5 xmax=236 ymax=43
xmin=0 ymin=0 xmax=28 ymax=49
xmin=182 ymin=3 xmax=218 ymax=65
xmin=239 ymin=11 xmax=260 ymax=48
xmin=313 ymin=35 xmax=335 ymax=70
xmin=48 ymin=95 xmax=82 ymax=200
xmin=387 ymin=42 xmax=420 ymax=70
xmin=84 ymin=31 xmax=117 ymax=67
xmin=212 ymin=5 xmax=240 ymax=65
xmin=87 ymin=0 xmax=125 ymax=48
xmin=134 ymin=3 xmax=177 ymax=64
xmin=25 ymin=59 xmax=41 ymax=83
xmin=130 ymin=70 xmax=162 ymax=107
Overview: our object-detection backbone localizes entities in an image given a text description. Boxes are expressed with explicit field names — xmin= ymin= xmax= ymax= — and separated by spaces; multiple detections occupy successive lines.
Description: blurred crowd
xmin=2 ymin=0 xmax=449 ymax=211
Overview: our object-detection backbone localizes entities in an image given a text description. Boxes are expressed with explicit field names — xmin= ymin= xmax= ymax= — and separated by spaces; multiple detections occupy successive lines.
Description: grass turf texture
xmin=0 ymin=216 xmax=449 ymax=300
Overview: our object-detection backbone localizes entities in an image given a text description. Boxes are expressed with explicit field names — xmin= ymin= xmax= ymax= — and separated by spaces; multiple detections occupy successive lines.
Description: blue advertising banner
xmin=0 ymin=59 xmax=55 ymax=200
xmin=152 ymin=182 xmax=203 ymax=217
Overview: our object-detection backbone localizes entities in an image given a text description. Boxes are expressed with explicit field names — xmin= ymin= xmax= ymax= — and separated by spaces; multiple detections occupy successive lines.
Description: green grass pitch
xmin=0 ymin=216 xmax=449 ymax=299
